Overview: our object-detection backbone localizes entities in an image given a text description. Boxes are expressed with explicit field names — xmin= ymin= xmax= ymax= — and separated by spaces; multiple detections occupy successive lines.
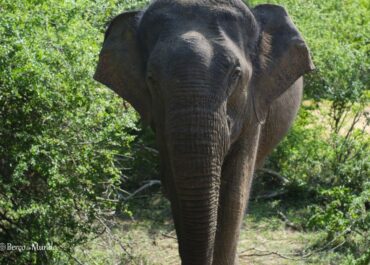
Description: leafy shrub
xmin=0 ymin=0 xmax=150 ymax=264
xmin=250 ymin=0 xmax=369 ymax=262
xmin=265 ymin=103 xmax=369 ymax=262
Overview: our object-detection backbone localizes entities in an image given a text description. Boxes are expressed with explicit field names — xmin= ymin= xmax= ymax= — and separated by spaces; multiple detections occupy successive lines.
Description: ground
xmin=75 ymin=192 xmax=347 ymax=265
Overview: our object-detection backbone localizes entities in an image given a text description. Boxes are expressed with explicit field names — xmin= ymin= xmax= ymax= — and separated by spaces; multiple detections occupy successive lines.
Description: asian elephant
xmin=94 ymin=0 xmax=314 ymax=264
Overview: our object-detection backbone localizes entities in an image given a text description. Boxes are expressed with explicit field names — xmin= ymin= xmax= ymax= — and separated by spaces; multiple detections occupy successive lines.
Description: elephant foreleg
xmin=212 ymin=123 xmax=261 ymax=265
xmin=255 ymin=78 xmax=303 ymax=169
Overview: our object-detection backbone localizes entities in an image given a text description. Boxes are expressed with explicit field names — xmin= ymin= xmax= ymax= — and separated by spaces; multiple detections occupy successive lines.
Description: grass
xmin=73 ymin=191 xmax=354 ymax=265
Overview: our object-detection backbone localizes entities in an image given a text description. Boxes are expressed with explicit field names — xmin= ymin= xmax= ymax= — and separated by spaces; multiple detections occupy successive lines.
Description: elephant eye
xmin=228 ymin=65 xmax=242 ymax=95
xmin=146 ymin=72 xmax=157 ymax=88
xmin=231 ymin=66 xmax=242 ymax=82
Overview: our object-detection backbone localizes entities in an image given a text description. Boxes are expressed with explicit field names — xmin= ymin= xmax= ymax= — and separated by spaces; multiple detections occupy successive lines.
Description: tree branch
xmin=123 ymin=180 xmax=161 ymax=201
xmin=278 ymin=211 xmax=302 ymax=231
xmin=251 ymin=190 xmax=288 ymax=201
xmin=239 ymin=247 xmax=310 ymax=260
xmin=257 ymin=168 xmax=290 ymax=184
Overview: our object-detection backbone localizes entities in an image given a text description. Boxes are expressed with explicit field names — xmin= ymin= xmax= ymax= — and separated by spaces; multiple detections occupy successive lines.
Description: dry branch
xmin=257 ymin=168 xmax=290 ymax=184
xmin=251 ymin=190 xmax=288 ymax=201
xmin=239 ymin=247 xmax=310 ymax=261
xmin=278 ymin=211 xmax=302 ymax=231
xmin=124 ymin=180 xmax=161 ymax=201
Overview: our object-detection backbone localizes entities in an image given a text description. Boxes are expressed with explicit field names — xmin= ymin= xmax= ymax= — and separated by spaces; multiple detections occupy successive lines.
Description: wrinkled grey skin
xmin=94 ymin=0 xmax=314 ymax=264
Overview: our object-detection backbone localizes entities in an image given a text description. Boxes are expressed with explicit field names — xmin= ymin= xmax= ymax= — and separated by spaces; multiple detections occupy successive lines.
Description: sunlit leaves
xmin=0 ymin=0 xmax=143 ymax=263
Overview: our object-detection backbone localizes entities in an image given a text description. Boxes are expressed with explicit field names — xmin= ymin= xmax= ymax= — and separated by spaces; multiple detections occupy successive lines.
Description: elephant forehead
xmin=179 ymin=31 xmax=214 ymax=62
xmin=143 ymin=0 xmax=246 ymax=15
xmin=138 ymin=1 xmax=259 ymax=55
xmin=138 ymin=0 xmax=249 ymax=34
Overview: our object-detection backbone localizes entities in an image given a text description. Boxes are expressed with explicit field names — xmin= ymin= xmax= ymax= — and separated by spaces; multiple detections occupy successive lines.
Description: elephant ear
xmin=251 ymin=4 xmax=315 ymax=123
xmin=94 ymin=11 xmax=151 ymax=124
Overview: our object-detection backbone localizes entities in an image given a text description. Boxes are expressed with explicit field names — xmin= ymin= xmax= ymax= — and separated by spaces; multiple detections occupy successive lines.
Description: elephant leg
xmin=255 ymin=78 xmax=303 ymax=169
xmin=212 ymin=124 xmax=261 ymax=265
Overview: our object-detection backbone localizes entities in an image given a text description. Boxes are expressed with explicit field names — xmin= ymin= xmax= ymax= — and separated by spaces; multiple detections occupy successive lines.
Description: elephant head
xmin=94 ymin=1 xmax=314 ymax=264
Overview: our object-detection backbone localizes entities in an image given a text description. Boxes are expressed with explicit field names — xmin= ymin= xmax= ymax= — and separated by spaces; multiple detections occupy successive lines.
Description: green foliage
xmin=126 ymin=125 xmax=160 ymax=189
xmin=266 ymin=104 xmax=369 ymax=262
xmin=0 ymin=0 xmax=149 ymax=264
xmin=262 ymin=107 xmax=368 ymax=263
xmin=250 ymin=0 xmax=369 ymax=262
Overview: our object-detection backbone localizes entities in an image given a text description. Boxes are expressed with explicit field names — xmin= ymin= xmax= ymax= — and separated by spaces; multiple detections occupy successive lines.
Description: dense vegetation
xmin=0 ymin=0 xmax=368 ymax=264
xmin=250 ymin=0 xmax=369 ymax=263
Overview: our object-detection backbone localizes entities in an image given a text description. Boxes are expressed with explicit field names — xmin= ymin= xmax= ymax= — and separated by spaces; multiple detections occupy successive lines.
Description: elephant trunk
xmin=166 ymin=101 xmax=229 ymax=265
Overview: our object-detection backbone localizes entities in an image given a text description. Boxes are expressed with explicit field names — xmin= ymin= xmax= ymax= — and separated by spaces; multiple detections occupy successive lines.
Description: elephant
xmin=94 ymin=0 xmax=315 ymax=264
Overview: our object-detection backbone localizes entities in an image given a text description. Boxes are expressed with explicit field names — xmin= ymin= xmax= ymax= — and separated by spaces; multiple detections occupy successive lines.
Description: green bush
xmin=250 ymin=0 xmax=369 ymax=262
xmin=0 ymin=0 xmax=150 ymax=264
xmin=268 ymin=104 xmax=369 ymax=263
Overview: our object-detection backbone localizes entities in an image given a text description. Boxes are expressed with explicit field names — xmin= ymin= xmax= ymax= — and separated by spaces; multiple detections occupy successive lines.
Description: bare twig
xmin=69 ymin=254 xmax=85 ymax=265
xmin=116 ymin=187 xmax=131 ymax=196
xmin=313 ymin=227 xmax=352 ymax=253
xmin=278 ymin=211 xmax=302 ymax=231
xmin=344 ymin=111 xmax=362 ymax=142
xmin=257 ymin=168 xmax=290 ymax=184
xmin=239 ymin=227 xmax=353 ymax=262
xmin=95 ymin=215 xmax=134 ymax=261
xmin=88 ymin=226 xmax=107 ymax=242
xmin=80 ymin=248 xmax=100 ymax=265
xmin=96 ymin=197 xmax=119 ymax=203
xmin=251 ymin=190 xmax=288 ymax=201
xmin=331 ymin=241 xmax=346 ymax=252
xmin=161 ymin=232 xmax=177 ymax=240
xmin=239 ymin=247 xmax=310 ymax=260
xmin=336 ymin=110 xmax=363 ymax=163
xmin=53 ymin=241 xmax=85 ymax=265
xmin=337 ymin=108 xmax=350 ymax=133
xmin=134 ymin=143 xmax=159 ymax=154
xmin=124 ymin=180 xmax=161 ymax=201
